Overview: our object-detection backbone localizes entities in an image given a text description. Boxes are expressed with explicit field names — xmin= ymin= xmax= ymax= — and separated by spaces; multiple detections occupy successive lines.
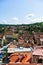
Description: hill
xmin=0 ymin=22 xmax=43 ymax=34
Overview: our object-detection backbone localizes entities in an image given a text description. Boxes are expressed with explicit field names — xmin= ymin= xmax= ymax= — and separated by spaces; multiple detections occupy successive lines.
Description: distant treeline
xmin=0 ymin=22 xmax=43 ymax=34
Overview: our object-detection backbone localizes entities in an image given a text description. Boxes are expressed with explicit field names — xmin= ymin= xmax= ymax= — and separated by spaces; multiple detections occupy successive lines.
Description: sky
xmin=0 ymin=0 xmax=43 ymax=24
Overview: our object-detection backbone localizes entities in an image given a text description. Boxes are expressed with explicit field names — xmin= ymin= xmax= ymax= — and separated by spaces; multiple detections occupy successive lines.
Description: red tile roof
xmin=2 ymin=63 xmax=38 ymax=65
xmin=33 ymin=48 xmax=43 ymax=56
xmin=9 ymin=52 xmax=31 ymax=63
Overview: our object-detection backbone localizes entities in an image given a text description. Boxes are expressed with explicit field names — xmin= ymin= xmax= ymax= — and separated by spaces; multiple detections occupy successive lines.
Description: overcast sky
xmin=0 ymin=0 xmax=43 ymax=24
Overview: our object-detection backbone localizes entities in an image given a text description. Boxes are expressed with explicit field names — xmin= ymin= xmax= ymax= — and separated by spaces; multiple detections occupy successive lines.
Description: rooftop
xmin=7 ymin=47 xmax=32 ymax=53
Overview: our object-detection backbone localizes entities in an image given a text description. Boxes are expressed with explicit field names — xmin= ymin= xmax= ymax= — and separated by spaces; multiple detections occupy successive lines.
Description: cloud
xmin=10 ymin=17 xmax=22 ymax=24
xmin=0 ymin=15 xmax=43 ymax=25
xmin=12 ymin=17 xmax=19 ymax=21
xmin=32 ymin=17 xmax=43 ymax=23
xmin=25 ymin=13 xmax=34 ymax=20
xmin=0 ymin=19 xmax=8 ymax=24
xmin=24 ymin=13 xmax=34 ymax=24
xmin=25 ymin=13 xmax=43 ymax=24
xmin=0 ymin=17 xmax=21 ymax=24
xmin=2 ymin=20 xmax=8 ymax=24
xmin=40 ymin=17 xmax=43 ymax=21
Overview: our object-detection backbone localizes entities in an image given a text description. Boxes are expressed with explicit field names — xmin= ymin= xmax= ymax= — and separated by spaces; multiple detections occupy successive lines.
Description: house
xmin=32 ymin=46 xmax=43 ymax=64
xmin=8 ymin=43 xmax=17 ymax=48
xmin=4 ymin=29 xmax=14 ymax=36
xmin=23 ymin=33 xmax=31 ymax=40
xmin=7 ymin=48 xmax=32 ymax=64
xmin=40 ymin=35 xmax=43 ymax=45
xmin=2 ymin=46 xmax=32 ymax=64
xmin=32 ymin=32 xmax=43 ymax=45
xmin=18 ymin=38 xmax=24 ymax=44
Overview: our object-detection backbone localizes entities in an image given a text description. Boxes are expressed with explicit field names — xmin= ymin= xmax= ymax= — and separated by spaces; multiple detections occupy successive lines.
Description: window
xmin=37 ymin=59 xmax=42 ymax=63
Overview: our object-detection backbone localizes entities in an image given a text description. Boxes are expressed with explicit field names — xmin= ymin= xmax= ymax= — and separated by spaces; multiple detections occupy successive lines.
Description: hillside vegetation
xmin=0 ymin=22 xmax=43 ymax=34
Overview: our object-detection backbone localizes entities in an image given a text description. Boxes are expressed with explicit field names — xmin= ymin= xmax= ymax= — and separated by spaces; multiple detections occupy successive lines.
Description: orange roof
xmin=22 ymin=53 xmax=31 ymax=63
xmin=2 ymin=63 xmax=37 ymax=65
xmin=9 ymin=52 xmax=31 ymax=63
xmin=9 ymin=54 xmax=19 ymax=63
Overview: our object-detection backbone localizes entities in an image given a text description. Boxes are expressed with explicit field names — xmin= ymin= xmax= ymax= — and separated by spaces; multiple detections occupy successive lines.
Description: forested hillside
xmin=0 ymin=22 xmax=43 ymax=34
